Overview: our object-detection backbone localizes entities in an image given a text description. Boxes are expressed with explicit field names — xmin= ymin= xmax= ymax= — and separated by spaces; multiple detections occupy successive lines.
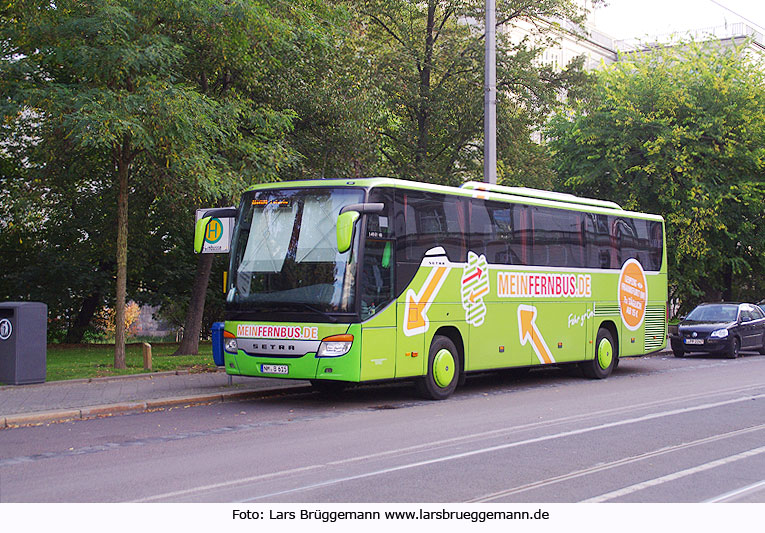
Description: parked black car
xmin=669 ymin=302 xmax=765 ymax=359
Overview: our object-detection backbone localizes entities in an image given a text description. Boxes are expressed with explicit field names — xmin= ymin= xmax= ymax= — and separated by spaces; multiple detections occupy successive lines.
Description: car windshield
xmin=686 ymin=304 xmax=739 ymax=322
xmin=227 ymin=187 xmax=364 ymax=314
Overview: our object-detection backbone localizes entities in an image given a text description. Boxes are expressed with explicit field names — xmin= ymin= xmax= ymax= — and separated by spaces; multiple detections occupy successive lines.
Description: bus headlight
xmin=316 ymin=334 xmax=353 ymax=358
xmin=224 ymin=331 xmax=238 ymax=353
xmin=710 ymin=328 xmax=728 ymax=339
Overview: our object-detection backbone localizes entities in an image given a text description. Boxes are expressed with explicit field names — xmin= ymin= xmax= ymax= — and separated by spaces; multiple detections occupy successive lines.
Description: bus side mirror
xmin=194 ymin=216 xmax=212 ymax=253
xmin=336 ymin=211 xmax=360 ymax=254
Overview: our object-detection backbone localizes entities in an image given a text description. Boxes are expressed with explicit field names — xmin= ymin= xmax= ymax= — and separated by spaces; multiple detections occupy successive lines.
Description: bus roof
xmin=244 ymin=177 xmax=662 ymax=221
xmin=461 ymin=181 xmax=622 ymax=210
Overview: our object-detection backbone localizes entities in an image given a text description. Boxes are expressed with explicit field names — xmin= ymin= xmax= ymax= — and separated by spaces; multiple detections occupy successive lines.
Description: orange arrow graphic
xmin=469 ymin=286 xmax=489 ymax=303
xmin=518 ymin=305 xmax=555 ymax=364
xmin=404 ymin=266 xmax=448 ymax=336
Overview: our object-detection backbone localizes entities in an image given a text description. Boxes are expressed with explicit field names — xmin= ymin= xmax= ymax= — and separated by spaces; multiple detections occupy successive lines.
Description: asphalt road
xmin=1 ymin=352 xmax=763 ymax=503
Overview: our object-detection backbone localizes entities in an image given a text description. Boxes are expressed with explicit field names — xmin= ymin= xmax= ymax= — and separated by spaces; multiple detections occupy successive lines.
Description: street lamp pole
xmin=484 ymin=0 xmax=497 ymax=184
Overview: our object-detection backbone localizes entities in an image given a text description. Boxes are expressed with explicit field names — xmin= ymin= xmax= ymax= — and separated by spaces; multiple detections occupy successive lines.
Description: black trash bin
xmin=0 ymin=302 xmax=47 ymax=385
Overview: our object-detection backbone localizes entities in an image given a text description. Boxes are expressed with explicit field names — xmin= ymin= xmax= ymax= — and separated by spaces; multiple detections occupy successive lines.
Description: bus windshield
xmin=228 ymin=187 xmax=364 ymax=316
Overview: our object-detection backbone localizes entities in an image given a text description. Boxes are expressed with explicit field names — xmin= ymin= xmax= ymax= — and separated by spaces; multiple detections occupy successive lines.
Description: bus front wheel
xmin=416 ymin=335 xmax=460 ymax=400
xmin=581 ymin=328 xmax=616 ymax=379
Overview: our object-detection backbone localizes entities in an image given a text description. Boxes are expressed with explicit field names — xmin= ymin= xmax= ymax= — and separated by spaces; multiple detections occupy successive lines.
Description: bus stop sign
xmin=196 ymin=208 xmax=234 ymax=253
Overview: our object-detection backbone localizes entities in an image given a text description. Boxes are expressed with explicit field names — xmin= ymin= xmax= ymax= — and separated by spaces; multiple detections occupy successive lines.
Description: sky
xmin=591 ymin=0 xmax=765 ymax=39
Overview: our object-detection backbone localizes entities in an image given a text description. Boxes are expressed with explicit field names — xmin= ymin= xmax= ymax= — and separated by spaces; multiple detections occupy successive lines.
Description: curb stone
xmin=0 ymin=369 xmax=201 ymax=391
xmin=1 ymin=384 xmax=313 ymax=429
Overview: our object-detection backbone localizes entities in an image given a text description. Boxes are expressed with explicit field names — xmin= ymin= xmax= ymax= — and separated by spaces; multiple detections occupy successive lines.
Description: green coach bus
xmin=195 ymin=178 xmax=667 ymax=400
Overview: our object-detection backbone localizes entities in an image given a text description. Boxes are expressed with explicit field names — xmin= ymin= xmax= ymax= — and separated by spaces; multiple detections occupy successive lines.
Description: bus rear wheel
xmin=581 ymin=328 xmax=616 ymax=379
xmin=416 ymin=335 xmax=460 ymax=400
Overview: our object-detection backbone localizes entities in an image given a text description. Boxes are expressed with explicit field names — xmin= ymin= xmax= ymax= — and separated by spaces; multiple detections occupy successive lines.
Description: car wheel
xmin=759 ymin=334 xmax=765 ymax=355
xmin=581 ymin=328 xmax=616 ymax=379
xmin=416 ymin=335 xmax=460 ymax=400
xmin=726 ymin=337 xmax=740 ymax=359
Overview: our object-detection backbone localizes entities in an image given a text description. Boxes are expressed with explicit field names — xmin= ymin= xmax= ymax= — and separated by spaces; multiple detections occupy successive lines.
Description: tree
xmin=2 ymin=0 xmax=294 ymax=364
xmin=256 ymin=1 xmax=383 ymax=181
xmin=359 ymin=0 xmax=590 ymax=186
xmin=547 ymin=40 xmax=765 ymax=310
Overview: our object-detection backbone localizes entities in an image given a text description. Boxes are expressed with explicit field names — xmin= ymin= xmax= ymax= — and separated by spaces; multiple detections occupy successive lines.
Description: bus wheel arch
xmin=582 ymin=323 xmax=618 ymax=379
xmin=417 ymin=329 xmax=463 ymax=400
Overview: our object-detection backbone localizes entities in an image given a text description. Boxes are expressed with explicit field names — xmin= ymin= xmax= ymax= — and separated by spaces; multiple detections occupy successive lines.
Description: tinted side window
xmin=531 ymin=206 xmax=585 ymax=268
xmin=584 ymin=214 xmax=663 ymax=271
xmin=367 ymin=188 xmax=394 ymax=239
xmin=469 ymin=199 xmax=527 ymax=265
xmin=584 ymin=214 xmax=616 ymax=269
xmin=615 ymin=217 xmax=663 ymax=271
xmin=394 ymin=190 xmax=467 ymax=262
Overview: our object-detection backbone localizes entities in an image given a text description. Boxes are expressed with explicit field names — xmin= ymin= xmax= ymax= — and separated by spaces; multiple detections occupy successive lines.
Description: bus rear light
xmin=316 ymin=334 xmax=354 ymax=358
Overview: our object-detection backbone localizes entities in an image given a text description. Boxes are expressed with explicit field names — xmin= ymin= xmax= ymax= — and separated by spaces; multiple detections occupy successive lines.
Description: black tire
xmin=416 ymin=335 xmax=461 ymax=400
xmin=670 ymin=340 xmax=685 ymax=358
xmin=581 ymin=328 xmax=617 ymax=379
xmin=725 ymin=337 xmax=740 ymax=359
xmin=759 ymin=334 xmax=765 ymax=355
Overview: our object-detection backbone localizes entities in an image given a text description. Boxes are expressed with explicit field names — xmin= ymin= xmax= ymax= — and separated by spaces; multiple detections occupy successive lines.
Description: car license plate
xmin=684 ymin=338 xmax=704 ymax=345
xmin=261 ymin=364 xmax=289 ymax=375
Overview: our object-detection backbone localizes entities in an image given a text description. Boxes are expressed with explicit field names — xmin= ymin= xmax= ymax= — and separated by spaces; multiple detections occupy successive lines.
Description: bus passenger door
xmin=359 ymin=201 xmax=398 ymax=381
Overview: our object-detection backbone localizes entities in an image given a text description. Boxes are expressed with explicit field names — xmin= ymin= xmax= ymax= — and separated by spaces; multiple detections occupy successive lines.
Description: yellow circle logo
xmin=618 ymin=259 xmax=647 ymax=331
xmin=205 ymin=218 xmax=223 ymax=244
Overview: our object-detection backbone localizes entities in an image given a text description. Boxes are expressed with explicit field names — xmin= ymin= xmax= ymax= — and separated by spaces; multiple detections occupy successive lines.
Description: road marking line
xmin=581 ymin=445 xmax=765 ymax=503
xmin=468 ymin=424 xmax=765 ymax=502
xmin=705 ymin=479 xmax=765 ymax=503
xmin=240 ymin=393 xmax=765 ymax=502
xmin=130 ymin=390 xmax=765 ymax=502
xmin=131 ymin=464 xmax=325 ymax=503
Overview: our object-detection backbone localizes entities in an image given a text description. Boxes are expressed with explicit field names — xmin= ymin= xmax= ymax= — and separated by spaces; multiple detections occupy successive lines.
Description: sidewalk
xmin=0 ymin=370 xmax=311 ymax=428
xmin=2 ymin=348 xmax=673 ymax=429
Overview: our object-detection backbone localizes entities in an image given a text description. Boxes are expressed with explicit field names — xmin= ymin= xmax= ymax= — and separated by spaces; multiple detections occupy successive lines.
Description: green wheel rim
xmin=433 ymin=348 xmax=455 ymax=388
xmin=597 ymin=337 xmax=613 ymax=370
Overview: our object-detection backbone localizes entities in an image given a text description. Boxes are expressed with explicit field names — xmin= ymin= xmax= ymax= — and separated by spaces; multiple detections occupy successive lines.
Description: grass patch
xmin=44 ymin=342 xmax=217 ymax=382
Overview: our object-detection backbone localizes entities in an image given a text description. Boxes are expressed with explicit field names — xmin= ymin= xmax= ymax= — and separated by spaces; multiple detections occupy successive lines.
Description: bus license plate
xmin=684 ymin=338 xmax=704 ymax=345
xmin=261 ymin=364 xmax=289 ymax=375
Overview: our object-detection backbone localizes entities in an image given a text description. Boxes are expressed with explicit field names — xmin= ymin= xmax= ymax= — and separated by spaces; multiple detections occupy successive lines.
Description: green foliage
xmin=359 ymin=0 xmax=590 ymax=185
xmin=1 ymin=0 xmax=603 ymax=346
xmin=548 ymin=40 xmax=765 ymax=309
xmin=0 ymin=0 xmax=298 ymax=344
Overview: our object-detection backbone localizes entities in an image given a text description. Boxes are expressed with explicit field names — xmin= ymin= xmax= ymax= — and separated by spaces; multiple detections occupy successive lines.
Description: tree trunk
xmin=64 ymin=290 xmax=102 ymax=344
xmin=114 ymin=142 xmax=130 ymax=369
xmin=173 ymin=251 xmax=214 ymax=355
